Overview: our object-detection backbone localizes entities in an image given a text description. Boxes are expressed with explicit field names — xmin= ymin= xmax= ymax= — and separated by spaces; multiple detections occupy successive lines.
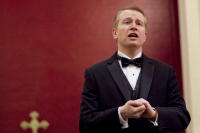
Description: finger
xmin=132 ymin=104 xmax=146 ymax=113
xmin=138 ymin=99 xmax=155 ymax=114
xmin=138 ymin=98 xmax=151 ymax=108
xmin=128 ymin=100 xmax=143 ymax=107
xmin=137 ymin=98 xmax=148 ymax=104
xmin=130 ymin=109 xmax=146 ymax=118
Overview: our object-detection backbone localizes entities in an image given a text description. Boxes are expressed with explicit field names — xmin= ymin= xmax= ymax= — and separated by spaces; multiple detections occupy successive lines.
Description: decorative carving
xmin=20 ymin=111 xmax=49 ymax=133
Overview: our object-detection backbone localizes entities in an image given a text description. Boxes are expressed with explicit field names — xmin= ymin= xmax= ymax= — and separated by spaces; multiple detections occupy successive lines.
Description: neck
xmin=118 ymin=46 xmax=142 ymax=58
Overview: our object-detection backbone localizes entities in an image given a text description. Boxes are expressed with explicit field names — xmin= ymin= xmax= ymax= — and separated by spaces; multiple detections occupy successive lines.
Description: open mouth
xmin=128 ymin=33 xmax=138 ymax=38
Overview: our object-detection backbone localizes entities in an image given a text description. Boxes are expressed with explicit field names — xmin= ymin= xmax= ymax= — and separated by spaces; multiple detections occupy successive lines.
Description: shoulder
xmin=144 ymin=54 xmax=174 ymax=71
xmin=87 ymin=59 xmax=109 ymax=71
xmin=84 ymin=54 xmax=115 ymax=75
xmin=144 ymin=55 xmax=177 ymax=81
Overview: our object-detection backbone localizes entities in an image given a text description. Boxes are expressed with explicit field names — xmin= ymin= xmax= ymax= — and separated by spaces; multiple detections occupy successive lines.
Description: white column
xmin=178 ymin=0 xmax=200 ymax=133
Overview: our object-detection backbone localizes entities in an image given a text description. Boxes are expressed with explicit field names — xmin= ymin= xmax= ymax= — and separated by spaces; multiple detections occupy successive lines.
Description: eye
xmin=124 ymin=21 xmax=131 ymax=24
xmin=122 ymin=19 xmax=132 ymax=25
xmin=136 ymin=20 xmax=144 ymax=26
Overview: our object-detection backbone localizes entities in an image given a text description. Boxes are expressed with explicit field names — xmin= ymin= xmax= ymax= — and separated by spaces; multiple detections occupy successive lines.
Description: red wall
xmin=0 ymin=0 xmax=183 ymax=133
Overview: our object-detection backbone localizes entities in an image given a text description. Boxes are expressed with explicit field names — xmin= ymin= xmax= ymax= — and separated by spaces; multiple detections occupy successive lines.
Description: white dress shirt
xmin=118 ymin=51 xmax=142 ymax=90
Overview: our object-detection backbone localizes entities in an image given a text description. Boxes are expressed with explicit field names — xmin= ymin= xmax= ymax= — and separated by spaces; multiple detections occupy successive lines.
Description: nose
xmin=130 ymin=23 xmax=137 ymax=31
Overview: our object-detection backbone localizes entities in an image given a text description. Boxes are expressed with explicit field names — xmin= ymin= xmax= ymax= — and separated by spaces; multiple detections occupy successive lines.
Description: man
xmin=79 ymin=6 xmax=190 ymax=133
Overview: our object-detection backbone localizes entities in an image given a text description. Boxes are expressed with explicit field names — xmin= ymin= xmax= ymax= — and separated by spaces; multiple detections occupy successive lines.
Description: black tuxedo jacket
xmin=79 ymin=53 xmax=190 ymax=133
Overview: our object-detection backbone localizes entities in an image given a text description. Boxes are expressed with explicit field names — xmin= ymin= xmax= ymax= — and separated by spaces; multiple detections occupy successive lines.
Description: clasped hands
xmin=119 ymin=98 xmax=157 ymax=121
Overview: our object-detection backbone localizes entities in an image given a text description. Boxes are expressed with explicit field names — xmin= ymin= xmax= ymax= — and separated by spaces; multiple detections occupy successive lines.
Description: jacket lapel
xmin=106 ymin=53 xmax=155 ymax=101
xmin=140 ymin=55 xmax=155 ymax=100
xmin=107 ymin=53 xmax=131 ymax=101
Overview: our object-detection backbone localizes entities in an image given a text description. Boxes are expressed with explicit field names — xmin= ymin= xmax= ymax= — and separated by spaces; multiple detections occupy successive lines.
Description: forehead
xmin=118 ymin=10 xmax=145 ymax=22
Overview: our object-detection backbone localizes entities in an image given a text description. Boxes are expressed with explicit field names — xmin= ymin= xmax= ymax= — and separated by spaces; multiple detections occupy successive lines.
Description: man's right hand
xmin=119 ymin=99 xmax=146 ymax=120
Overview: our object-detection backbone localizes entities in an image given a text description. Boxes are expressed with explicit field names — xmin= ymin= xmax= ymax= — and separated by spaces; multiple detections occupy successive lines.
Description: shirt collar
xmin=117 ymin=50 xmax=142 ymax=60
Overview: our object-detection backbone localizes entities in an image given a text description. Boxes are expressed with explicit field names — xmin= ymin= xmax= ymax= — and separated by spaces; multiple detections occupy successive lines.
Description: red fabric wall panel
xmin=0 ymin=0 xmax=183 ymax=133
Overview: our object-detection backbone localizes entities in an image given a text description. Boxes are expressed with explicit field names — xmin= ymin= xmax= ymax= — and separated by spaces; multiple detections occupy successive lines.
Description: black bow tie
xmin=117 ymin=55 xmax=143 ymax=67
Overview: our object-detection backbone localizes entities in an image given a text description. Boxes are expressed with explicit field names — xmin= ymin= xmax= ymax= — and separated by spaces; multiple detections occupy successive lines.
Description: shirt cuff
xmin=149 ymin=111 xmax=158 ymax=126
xmin=118 ymin=107 xmax=129 ymax=129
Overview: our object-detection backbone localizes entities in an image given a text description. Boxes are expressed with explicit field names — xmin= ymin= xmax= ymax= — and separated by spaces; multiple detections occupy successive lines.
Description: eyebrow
xmin=123 ymin=17 xmax=132 ymax=20
xmin=121 ymin=17 xmax=132 ymax=23
xmin=122 ymin=17 xmax=144 ymax=23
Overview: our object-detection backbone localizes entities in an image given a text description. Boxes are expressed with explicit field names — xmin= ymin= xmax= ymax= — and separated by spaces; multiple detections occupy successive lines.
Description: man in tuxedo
xmin=79 ymin=6 xmax=190 ymax=133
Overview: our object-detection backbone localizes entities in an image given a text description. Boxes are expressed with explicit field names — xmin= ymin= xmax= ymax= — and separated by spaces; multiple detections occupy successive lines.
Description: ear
xmin=112 ymin=28 xmax=118 ymax=39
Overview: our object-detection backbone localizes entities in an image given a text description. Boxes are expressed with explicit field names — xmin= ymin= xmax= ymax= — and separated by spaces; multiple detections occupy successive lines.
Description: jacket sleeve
xmin=79 ymin=69 xmax=122 ymax=133
xmin=156 ymin=67 xmax=191 ymax=132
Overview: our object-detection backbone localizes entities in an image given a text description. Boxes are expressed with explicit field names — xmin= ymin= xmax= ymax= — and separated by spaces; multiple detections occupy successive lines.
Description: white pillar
xmin=178 ymin=0 xmax=200 ymax=133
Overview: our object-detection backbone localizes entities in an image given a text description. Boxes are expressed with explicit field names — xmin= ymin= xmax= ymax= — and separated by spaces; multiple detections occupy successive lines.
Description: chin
xmin=127 ymin=43 xmax=143 ymax=49
xmin=127 ymin=42 xmax=140 ymax=46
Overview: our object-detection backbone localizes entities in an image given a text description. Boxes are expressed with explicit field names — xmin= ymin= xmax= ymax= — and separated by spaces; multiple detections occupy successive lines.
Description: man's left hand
xmin=136 ymin=98 xmax=158 ymax=121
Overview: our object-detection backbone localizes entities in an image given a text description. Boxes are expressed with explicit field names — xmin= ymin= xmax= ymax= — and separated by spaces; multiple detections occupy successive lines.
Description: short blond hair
xmin=113 ymin=6 xmax=147 ymax=28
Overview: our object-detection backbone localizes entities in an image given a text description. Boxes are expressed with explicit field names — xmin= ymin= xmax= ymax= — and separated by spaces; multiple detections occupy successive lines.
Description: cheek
xmin=117 ymin=31 xmax=125 ymax=39
xmin=142 ymin=33 xmax=146 ymax=39
xmin=140 ymin=31 xmax=146 ymax=40
xmin=141 ymin=35 xmax=146 ymax=42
